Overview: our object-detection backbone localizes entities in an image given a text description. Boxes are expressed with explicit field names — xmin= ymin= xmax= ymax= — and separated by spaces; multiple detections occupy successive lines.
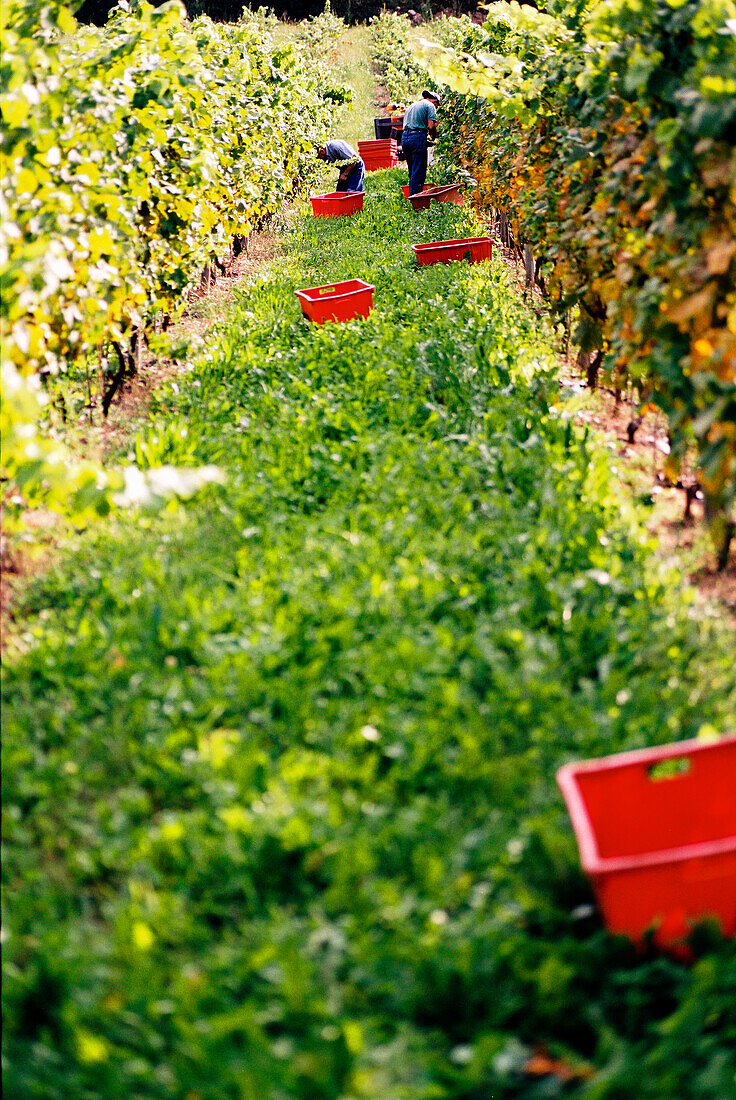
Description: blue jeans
xmin=336 ymin=160 xmax=365 ymax=192
xmin=402 ymin=130 xmax=428 ymax=196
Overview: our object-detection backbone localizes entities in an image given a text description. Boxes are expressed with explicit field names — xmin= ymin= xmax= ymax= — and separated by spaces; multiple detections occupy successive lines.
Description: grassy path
xmin=271 ymin=21 xmax=379 ymax=152
xmin=335 ymin=25 xmax=381 ymax=150
xmin=4 ymin=168 xmax=736 ymax=1099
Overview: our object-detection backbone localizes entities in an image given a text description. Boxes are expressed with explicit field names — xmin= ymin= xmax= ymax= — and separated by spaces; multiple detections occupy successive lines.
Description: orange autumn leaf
xmin=706 ymin=238 xmax=736 ymax=276
xmin=666 ymin=285 xmax=716 ymax=325
xmin=523 ymin=1048 xmax=595 ymax=1082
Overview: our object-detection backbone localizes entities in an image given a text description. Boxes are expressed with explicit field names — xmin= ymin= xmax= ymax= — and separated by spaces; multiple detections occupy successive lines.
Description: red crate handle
xmin=647 ymin=756 xmax=692 ymax=781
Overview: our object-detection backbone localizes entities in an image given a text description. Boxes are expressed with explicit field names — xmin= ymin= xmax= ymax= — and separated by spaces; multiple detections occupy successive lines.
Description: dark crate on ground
xmin=413 ymin=236 xmax=493 ymax=266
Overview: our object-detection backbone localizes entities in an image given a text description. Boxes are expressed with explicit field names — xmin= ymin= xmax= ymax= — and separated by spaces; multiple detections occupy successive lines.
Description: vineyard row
xmin=418 ymin=0 xmax=736 ymax=546
xmin=1 ymin=0 xmax=347 ymax=380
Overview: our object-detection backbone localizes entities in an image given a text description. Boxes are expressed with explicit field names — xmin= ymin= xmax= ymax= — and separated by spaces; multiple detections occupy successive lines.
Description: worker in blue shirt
xmin=402 ymin=90 xmax=440 ymax=197
xmin=317 ymin=140 xmax=365 ymax=192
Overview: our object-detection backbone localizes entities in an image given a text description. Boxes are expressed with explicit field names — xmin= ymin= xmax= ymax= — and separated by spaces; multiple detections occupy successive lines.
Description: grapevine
xmin=422 ymin=0 xmax=736 ymax=548
xmin=0 ymin=0 xmax=347 ymax=381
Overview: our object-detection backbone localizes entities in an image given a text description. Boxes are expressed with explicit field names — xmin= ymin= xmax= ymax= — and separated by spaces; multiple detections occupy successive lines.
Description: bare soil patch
xmin=568 ymin=379 xmax=736 ymax=622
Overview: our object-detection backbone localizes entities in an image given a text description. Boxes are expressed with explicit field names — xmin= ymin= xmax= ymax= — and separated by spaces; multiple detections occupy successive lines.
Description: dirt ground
xmin=565 ymin=379 xmax=736 ymax=621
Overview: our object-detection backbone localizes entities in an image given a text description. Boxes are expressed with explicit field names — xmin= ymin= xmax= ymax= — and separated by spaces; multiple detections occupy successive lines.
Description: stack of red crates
xmin=358 ymin=139 xmax=398 ymax=172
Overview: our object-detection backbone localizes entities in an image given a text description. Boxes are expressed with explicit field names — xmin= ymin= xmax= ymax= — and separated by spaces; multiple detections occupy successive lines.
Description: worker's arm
xmin=338 ymin=158 xmax=358 ymax=181
xmin=427 ymin=119 xmax=438 ymax=144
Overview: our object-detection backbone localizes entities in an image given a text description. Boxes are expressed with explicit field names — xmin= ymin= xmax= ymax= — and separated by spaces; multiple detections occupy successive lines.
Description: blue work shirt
xmin=402 ymin=99 xmax=437 ymax=132
xmin=323 ymin=140 xmax=360 ymax=164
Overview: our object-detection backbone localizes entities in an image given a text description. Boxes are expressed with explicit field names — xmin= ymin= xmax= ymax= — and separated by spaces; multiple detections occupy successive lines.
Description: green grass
xmin=334 ymin=25 xmax=382 ymax=150
xmin=3 ymin=171 xmax=736 ymax=1099
xmin=271 ymin=19 xmax=381 ymax=189
xmin=271 ymin=18 xmax=379 ymax=151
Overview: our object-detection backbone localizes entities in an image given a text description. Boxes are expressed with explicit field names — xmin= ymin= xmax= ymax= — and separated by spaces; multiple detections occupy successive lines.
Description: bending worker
xmin=402 ymin=89 xmax=440 ymax=197
xmin=317 ymin=140 xmax=365 ymax=192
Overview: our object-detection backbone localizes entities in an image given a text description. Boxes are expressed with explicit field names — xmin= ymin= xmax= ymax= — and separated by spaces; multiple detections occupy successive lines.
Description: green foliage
xmin=0 ymin=0 xmax=345 ymax=379
xmin=0 ymin=361 xmax=118 ymax=533
xmin=422 ymin=0 xmax=736 ymax=526
xmin=297 ymin=0 xmax=345 ymax=57
xmin=0 ymin=358 xmax=227 ymax=535
xmin=0 ymin=0 xmax=349 ymax=538
xmin=4 ymin=168 xmax=736 ymax=1097
xmin=368 ymin=11 xmax=429 ymax=106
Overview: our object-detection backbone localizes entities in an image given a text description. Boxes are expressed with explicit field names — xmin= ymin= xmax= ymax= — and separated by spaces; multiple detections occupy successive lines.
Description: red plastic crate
xmin=409 ymin=184 xmax=464 ymax=211
xmin=310 ymin=191 xmax=364 ymax=218
xmin=295 ymin=278 xmax=374 ymax=324
xmin=401 ymin=184 xmax=430 ymax=198
xmin=363 ymin=156 xmax=398 ymax=173
xmin=358 ymin=138 xmax=397 ymax=151
xmin=557 ymin=735 xmax=736 ymax=947
xmin=359 ymin=144 xmax=397 ymax=160
xmin=413 ymin=236 xmax=493 ymax=266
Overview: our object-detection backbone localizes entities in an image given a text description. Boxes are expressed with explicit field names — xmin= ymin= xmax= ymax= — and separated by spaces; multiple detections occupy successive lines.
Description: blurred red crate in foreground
xmin=557 ymin=735 xmax=736 ymax=948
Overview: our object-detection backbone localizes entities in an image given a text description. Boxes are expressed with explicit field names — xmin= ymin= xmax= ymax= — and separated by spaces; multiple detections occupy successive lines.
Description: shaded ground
xmin=557 ymin=375 xmax=736 ymax=619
